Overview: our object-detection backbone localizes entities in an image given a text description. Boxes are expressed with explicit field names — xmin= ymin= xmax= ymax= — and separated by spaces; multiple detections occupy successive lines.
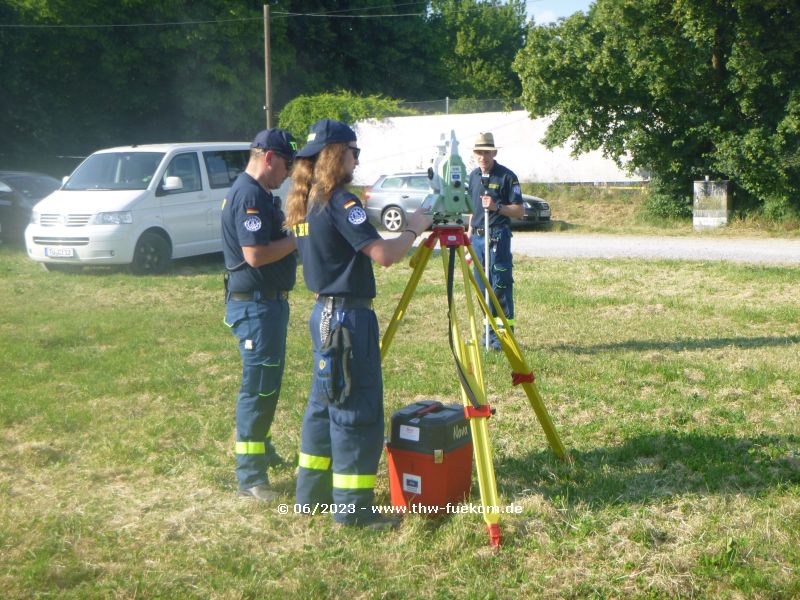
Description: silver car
xmin=363 ymin=171 xmax=551 ymax=231
xmin=363 ymin=172 xmax=431 ymax=231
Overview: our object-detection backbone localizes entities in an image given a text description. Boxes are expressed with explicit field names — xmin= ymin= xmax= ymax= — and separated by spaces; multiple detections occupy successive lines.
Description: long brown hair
xmin=284 ymin=143 xmax=351 ymax=227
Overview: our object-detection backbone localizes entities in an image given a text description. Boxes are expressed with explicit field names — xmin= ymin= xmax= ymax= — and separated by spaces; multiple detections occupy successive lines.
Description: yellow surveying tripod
xmin=380 ymin=224 xmax=568 ymax=547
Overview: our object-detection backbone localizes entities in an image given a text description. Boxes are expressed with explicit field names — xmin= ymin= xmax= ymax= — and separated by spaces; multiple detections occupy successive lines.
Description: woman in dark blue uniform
xmin=285 ymin=119 xmax=432 ymax=529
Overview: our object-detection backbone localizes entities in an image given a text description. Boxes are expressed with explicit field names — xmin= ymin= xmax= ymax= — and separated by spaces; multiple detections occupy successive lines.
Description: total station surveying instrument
xmin=381 ymin=131 xmax=568 ymax=547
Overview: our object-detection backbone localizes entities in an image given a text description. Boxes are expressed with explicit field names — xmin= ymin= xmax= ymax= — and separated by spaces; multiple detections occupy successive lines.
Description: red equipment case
xmin=386 ymin=400 xmax=473 ymax=514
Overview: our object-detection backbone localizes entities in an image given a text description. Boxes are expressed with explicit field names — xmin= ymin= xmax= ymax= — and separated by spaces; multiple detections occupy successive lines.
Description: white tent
xmin=352 ymin=111 xmax=642 ymax=186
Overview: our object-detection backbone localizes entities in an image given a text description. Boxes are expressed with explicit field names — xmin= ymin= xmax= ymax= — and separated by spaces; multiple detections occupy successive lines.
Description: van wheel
xmin=130 ymin=232 xmax=171 ymax=275
xmin=381 ymin=206 xmax=405 ymax=232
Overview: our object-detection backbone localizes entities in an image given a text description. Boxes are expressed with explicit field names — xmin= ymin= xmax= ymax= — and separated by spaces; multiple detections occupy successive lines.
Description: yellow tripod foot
xmin=380 ymin=225 xmax=568 ymax=546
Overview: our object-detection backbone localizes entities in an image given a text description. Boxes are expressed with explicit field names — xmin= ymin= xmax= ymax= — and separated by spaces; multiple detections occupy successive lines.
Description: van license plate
xmin=45 ymin=247 xmax=74 ymax=258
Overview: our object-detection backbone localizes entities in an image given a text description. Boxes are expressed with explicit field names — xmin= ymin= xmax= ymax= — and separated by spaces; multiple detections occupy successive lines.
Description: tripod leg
xmin=380 ymin=237 xmax=435 ymax=361
xmin=443 ymin=247 xmax=502 ymax=546
xmin=465 ymin=242 xmax=569 ymax=461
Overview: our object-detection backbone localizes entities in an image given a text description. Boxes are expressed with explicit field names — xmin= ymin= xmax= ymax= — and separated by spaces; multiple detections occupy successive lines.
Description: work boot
xmin=264 ymin=439 xmax=288 ymax=468
xmin=338 ymin=514 xmax=402 ymax=531
xmin=238 ymin=483 xmax=278 ymax=502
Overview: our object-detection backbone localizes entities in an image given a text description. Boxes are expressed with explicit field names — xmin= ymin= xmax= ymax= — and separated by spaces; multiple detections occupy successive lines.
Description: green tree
xmin=277 ymin=91 xmax=412 ymax=141
xmin=514 ymin=0 xmax=800 ymax=218
xmin=272 ymin=0 xmax=446 ymax=105
xmin=430 ymin=0 xmax=527 ymax=100
xmin=0 ymin=1 xmax=441 ymax=172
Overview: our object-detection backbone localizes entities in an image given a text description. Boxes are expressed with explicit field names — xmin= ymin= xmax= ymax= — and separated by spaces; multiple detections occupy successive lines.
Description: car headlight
xmin=95 ymin=211 xmax=133 ymax=225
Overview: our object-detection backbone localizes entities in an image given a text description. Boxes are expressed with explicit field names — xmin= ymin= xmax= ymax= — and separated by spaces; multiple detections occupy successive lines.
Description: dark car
xmin=363 ymin=170 xmax=551 ymax=231
xmin=514 ymin=193 xmax=552 ymax=226
xmin=0 ymin=171 xmax=61 ymax=243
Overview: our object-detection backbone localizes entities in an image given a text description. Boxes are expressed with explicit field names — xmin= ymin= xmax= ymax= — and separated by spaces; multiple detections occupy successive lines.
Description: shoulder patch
xmin=344 ymin=200 xmax=357 ymax=209
xmin=244 ymin=216 xmax=262 ymax=232
xmin=246 ymin=208 xmax=260 ymax=214
xmin=347 ymin=206 xmax=367 ymax=225
xmin=513 ymin=185 xmax=521 ymax=195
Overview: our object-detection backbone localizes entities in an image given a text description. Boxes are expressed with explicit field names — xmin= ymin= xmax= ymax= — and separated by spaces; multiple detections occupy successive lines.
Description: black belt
xmin=473 ymin=225 xmax=508 ymax=237
xmin=317 ymin=295 xmax=373 ymax=311
xmin=229 ymin=290 xmax=289 ymax=301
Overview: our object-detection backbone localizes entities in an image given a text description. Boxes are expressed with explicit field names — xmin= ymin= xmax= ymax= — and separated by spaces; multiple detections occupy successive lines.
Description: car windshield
xmin=1 ymin=175 xmax=60 ymax=203
xmin=64 ymin=152 xmax=165 ymax=191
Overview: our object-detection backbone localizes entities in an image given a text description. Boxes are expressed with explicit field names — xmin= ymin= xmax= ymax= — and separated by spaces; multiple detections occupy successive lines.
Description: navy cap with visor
xmin=250 ymin=128 xmax=298 ymax=161
xmin=296 ymin=119 xmax=357 ymax=158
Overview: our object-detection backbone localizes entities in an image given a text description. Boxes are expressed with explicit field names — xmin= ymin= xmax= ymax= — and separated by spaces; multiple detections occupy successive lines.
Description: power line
xmin=0 ymin=6 xmax=428 ymax=30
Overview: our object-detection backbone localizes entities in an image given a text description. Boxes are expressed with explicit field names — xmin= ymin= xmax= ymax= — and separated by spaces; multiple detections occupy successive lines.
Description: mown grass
xmin=1 ymin=244 xmax=799 ymax=599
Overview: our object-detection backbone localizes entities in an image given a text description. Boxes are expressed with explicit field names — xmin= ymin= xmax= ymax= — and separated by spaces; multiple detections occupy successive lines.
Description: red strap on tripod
xmin=512 ymin=371 xmax=535 ymax=385
xmin=463 ymin=405 xmax=493 ymax=419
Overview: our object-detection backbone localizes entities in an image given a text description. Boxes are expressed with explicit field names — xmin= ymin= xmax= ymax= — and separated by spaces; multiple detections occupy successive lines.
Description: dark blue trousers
xmin=472 ymin=225 xmax=515 ymax=347
xmin=225 ymin=293 xmax=289 ymax=488
xmin=296 ymin=300 xmax=384 ymax=524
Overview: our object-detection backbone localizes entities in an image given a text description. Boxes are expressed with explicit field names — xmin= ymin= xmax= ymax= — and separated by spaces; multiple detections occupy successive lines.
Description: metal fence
xmin=397 ymin=98 xmax=524 ymax=115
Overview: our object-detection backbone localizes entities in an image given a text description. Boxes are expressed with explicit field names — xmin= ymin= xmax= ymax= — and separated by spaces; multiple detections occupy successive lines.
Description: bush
xmin=762 ymin=195 xmax=800 ymax=221
xmin=644 ymin=177 xmax=692 ymax=219
xmin=277 ymin=92 xmax=415 ymax=143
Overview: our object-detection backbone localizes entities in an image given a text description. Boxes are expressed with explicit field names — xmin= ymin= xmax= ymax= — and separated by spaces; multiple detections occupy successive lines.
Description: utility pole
xmin=263 ymin=4 xmax=272 ymax=128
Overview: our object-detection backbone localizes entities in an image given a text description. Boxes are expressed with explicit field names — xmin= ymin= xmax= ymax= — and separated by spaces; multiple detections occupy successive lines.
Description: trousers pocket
xmin=315 ymin=322 xmax=354 ymax=406
xmin=312 ymin=347 xmax=338 ymax=404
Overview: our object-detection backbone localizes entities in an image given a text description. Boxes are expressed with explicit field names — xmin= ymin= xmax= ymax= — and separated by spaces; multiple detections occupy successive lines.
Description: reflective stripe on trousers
xmin=296 ymin=301 xmax=384 ymax=524
xmin=225 ymin=297 xmax=289 ymax=488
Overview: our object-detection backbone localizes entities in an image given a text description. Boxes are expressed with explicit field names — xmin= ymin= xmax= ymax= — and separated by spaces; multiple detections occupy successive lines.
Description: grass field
xmin=520 ymin=184 xmax=800 ymax=238
xmin=1 ymin=241 xmax=799 ymax=599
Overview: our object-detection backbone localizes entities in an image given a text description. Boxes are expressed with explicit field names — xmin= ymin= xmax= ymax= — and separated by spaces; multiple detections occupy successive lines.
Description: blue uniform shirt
xmin=468 ymin=162 xmax=523 ymax=230
xmin=293 ymin=189 xmax=381 ymax=298
xmin=221 ymin=172 xmax=297 ymax=292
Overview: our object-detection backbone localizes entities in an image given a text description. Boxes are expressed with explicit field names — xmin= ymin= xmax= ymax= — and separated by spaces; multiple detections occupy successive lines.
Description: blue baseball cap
xmin=296 ymin=118 xmax=357 ymax=158
xmin=250 ymin=128 xmax=298 ymax=160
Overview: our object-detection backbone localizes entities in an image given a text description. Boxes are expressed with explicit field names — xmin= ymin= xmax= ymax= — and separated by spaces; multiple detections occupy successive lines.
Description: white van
xmin=25 ymin=142 xmax=291 ymax=274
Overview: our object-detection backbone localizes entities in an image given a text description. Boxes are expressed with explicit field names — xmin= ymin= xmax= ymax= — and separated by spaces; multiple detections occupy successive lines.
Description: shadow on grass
xmin=544 ymin=335 xmax=800 ymax=354
xmin=19 ymin=251 xmax=227 ymax=277
xmin=497 ymin=431 xmax=800 ymax=506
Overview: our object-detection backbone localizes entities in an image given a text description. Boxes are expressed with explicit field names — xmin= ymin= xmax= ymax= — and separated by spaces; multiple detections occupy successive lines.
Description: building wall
xmin=352 ymin=111 xmax=643 ymax=186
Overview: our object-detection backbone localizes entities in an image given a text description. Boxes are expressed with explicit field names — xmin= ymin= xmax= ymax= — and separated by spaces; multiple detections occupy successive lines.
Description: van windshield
xmin=64 ymin=152 xmax=165 ymax=191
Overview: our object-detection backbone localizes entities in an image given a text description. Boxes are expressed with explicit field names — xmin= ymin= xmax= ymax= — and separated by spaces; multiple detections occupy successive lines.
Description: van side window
xmin=161 ymin=153 xmax=202 ymax=194
xmin=203 ymin=150 xmax=249 ymax=189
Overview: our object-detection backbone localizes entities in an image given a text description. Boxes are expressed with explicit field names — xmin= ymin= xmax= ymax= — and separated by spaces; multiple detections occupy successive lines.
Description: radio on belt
xmin=385 ymin=400 xmax=473 ymax=513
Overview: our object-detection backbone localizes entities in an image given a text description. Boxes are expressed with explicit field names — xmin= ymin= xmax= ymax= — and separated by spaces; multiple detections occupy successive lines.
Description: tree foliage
xmin=0 ymin=0 xmax=455 ymax=173
xmin=430 ymin=0 xmax=526 ymax=100
xmin=277 ymin=92 xmax=413 ymax=142
xmin=514 ymin=0 xmax=800 ymax=217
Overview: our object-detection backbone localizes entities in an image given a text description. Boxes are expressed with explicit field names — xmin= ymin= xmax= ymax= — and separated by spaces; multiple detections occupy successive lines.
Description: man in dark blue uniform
xmin=221 ymin=128 xmax=297 ymax=502
xmin=284 ymin=118 xmax=432 ymax=529
xmin=468 ymin=132 xmax=524 ymax=350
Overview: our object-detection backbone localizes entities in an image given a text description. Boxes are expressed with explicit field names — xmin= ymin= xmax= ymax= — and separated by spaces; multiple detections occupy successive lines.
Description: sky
xmin=525 ymin=0 xmax=593 ymax=25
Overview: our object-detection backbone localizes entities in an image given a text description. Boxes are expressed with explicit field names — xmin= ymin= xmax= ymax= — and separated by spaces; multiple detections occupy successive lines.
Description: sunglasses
xmin=349 ymin=146 xmax=361 ymax=160
xmin=273 ymin=151 xmax=293 ymax=169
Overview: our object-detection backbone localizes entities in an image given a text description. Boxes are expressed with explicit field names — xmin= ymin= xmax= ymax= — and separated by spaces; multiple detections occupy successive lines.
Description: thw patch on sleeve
xmin=513 ymin=185 xmax=521 ymax=195
xmin=347 ymin=206 xmax=367 ymax=225
xmin=244 ymin=216 xmax=262 ymax=231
